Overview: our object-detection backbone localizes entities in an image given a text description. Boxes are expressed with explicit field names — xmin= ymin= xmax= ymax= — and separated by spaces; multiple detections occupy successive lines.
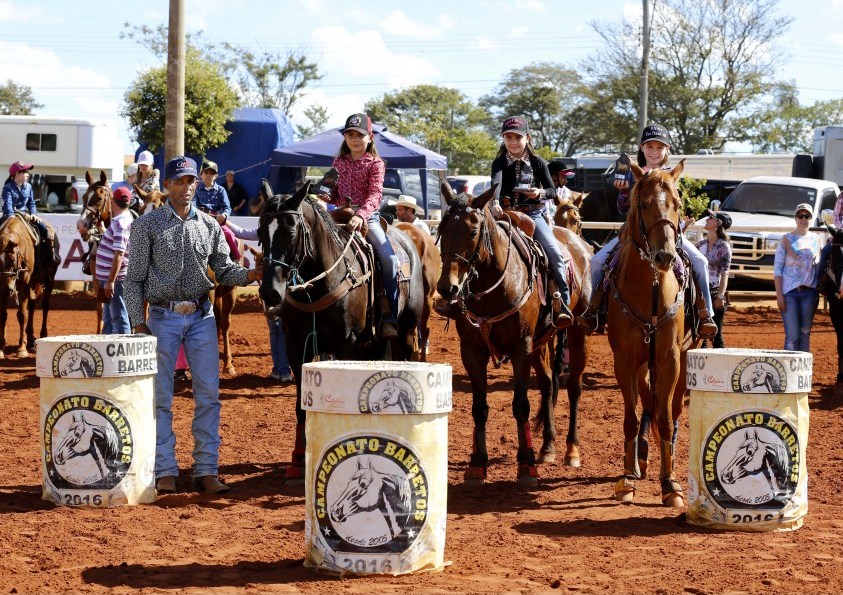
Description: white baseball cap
xmin=136 ymin=150 xmax=154 ymax=166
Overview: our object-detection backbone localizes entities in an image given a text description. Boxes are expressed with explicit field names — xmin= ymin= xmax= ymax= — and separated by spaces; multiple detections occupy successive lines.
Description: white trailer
xmin=0 ymin=115 xmax=125 ymax=212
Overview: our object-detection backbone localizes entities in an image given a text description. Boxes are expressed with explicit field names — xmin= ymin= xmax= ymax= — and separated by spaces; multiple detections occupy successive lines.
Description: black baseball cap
xmin=341 ymin=113 xmax=372 ymax=136
xmin=164 ymin=156 xmax=198 ymax=180
xmin=501 ymin=116 xmax=529 ymax=136
xmin=640 ymin=124 xmax=671 ymax=146
xmin=707 ymin=209 xmax=732 ymax=230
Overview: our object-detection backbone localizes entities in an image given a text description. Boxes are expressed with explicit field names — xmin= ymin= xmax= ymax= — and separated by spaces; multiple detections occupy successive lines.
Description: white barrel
xmin=302 ymin=360 xmax=452 ymax=576
xmin=686 ymin=348 xmax=810 ymax=531
xmin=37 ymin=334 xmax=157 ymax=507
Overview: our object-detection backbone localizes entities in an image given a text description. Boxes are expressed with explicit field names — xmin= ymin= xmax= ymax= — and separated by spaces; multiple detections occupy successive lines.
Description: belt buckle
xmin=172 ymin=301 xmax=197 ymax=315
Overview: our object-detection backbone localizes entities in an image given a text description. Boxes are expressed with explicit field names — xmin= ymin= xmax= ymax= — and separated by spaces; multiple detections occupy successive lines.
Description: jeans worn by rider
xmin=194 ymin=182 xmax=241 ymax=261
xmin=2 ymin=178 xmax=54 ymax=267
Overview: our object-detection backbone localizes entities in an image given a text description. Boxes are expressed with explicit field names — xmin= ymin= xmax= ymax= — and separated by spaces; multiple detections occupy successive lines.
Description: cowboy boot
xmin=697 ymin=297 xmax=718 ymax=339
xmin=552 ymin=291 xmax=573 ymax=330
xmin=576 ymin=284 xmax=604 ymax=333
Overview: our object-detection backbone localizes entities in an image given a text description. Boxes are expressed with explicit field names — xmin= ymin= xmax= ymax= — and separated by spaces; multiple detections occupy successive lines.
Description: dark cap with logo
xmin=201 ymin=160 xmax=218 ymax=173
xmin=164 ymin=156 xmax=198 ymax=181
xmin=640 ymin=124 xmax=671 ymax=146
xmin=707 ymin=209 xmax=732 ymax=230
xmin=341 ymin=113 xmax=373 ymax=136
xmin=501 ymin=116 xmax=529 ymax=136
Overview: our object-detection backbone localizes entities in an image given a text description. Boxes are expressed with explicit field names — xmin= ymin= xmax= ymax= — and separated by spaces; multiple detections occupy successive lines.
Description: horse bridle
xmin=439 ymin=204 xmax=504 ymax=300
xmin=631 ymin=177 xmax=680 ymax=266
xmin=262 ymin=207 xmax=312 ymax=277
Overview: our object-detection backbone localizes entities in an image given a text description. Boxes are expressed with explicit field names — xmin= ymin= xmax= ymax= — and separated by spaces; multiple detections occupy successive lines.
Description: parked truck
xmin=0 ymin=115 xmax=124 ymax=213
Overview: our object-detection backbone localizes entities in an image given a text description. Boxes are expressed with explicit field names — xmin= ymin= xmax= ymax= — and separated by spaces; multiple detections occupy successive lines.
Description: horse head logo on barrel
xmin=53 ymin=412 xmax=120 ymax=482
xmin=720 ymin=429 xmax=790 ymax=499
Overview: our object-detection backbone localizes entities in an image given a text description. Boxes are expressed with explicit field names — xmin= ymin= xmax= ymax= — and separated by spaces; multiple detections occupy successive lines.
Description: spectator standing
xmin=95 ymin=186 xmax=133 ymax=334
xmin=220 ymin=217 xmax=293 ymax=383
xmin=126 ymin=156 xmax=262 ymax=495
xmin=224 ymin=169 xmax=249 ymax=216
xmin=112 ymin=163 xmax=138 ymax=193
xmin=132 ymin=150 xmax=160 ymax=211
xmin=696 ymin=209 xmax=733 ymax=348
xmin=394 ymin=195 xmax=430 ymax=233
xmin=486 ymin=116 xmax=572 ymax=329
xmin=194 ymin=160 xmax=241 ymax=263
xmin=774 ymin=203 xmax=822 ymax=352
xmin=319 ymin=112 xmax=399 ymax=338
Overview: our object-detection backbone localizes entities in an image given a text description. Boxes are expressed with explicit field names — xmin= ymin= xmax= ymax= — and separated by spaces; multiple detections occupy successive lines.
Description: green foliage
xmin=297 ymin=104 xmax=330 ymax=139
xmin=678 ymin=176 xmax=710 ymax=219
xmin=0 ymin=79 xmax=43 ymax=115
xmin=122 ymin=48 xmax=239 ymax=157
xmin=365 ymin=85 xmax=497 ymax=174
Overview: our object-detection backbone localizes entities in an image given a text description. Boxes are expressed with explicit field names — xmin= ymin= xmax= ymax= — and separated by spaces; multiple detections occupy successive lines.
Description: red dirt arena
xmin=1 ymin=291 xmax=842 ymax=595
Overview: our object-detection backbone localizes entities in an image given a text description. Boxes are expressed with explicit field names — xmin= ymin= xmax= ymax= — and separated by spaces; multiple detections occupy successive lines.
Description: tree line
xmin=4 ymin=0 xmax=842 ymax=174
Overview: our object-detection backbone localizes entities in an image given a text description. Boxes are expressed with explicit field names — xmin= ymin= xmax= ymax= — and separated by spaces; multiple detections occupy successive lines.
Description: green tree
xmin=364 ymin=85 xmax=497 ymax=174
xmin=121 ymin=48 xmax=239 ymax=157
xmin=479 ymin=62 xmax=585 ymax=155
xmin=296 ymin=104 xmax=330 ymax=139
xmin=581 ymin=0 xmax=793 ymax=153
xmin=678 ymin=176 xmax=710 ymax=219
xmin=0 ymin=79 xmax=43 ymax=115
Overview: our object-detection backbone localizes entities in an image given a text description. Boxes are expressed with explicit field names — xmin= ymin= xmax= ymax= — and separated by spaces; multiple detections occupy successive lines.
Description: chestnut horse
xmin=78 ymin=170 xmax=113 ymax=333
xmin=395 ymin=221 xmax=440 ymax=361
xmin=258 ymin=180 xmax=423 ymax=483
xmin=607 ymin=160 xmax=698 ymax=507
xmin=553 ymin=193 xmax=586 ymax=234
xmin=436 ymin=183 xmax=592 ymax=485
xmin=0 ymin=214 xmax=59 ymax=357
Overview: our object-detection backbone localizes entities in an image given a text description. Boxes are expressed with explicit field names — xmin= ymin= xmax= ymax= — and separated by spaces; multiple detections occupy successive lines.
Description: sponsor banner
xmin=40 ymin=381 xmax=156 ymax=507
xmin=36 ymin=335 xmax=157 ymax=378
xmin=301 ymin=360 xmax=452 ymax=415
xmin=687 ymin=351 xmax=810 ymax=531
xmin=686 ymin=348 xmax=812 ymax=394
xmin=40 ymin=214 xmax=261 ymax=282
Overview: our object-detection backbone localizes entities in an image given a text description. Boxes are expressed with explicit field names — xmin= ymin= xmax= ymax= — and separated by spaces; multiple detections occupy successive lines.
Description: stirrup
xmin=576 ymin=310 xmax=599 ymax=333
xmin=380 ymin=317 xmax=398 ymax=339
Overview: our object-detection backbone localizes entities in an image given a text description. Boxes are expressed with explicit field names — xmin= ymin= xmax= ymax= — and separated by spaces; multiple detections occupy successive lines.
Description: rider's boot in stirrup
xmin=576 ymin=285 xmax=604 ymax=333
xmin=697 ymin=297 xmax=718 ymax=339
xmin=552 ymin=291 xmax=573 ymax=330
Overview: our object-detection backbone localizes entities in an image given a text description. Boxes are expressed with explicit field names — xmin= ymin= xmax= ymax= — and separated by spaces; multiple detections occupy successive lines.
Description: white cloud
xmin=831 ymin=33 xmax=843 ymax=47
xmin=437 ymin=13 xmax=455 ymax=30
xmin=471 ymin=35 xmax=499 ymax=51
xmin=379 ymin=10 xmax=442 ymax=39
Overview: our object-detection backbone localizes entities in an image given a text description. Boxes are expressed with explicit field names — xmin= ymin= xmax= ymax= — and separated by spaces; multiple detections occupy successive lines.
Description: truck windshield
xmin=720 ymin=183 xmax=818 ymax=216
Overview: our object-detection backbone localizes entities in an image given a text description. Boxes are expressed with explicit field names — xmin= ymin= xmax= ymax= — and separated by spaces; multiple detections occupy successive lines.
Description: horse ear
xmin=471 ymin=184 xmax=496 ymax=211
xmin=99 ymin=170 xmax=108 ymax=186
xmin=630 ymin=163 xmax=645 ymax=182
xmin=285 ymin=179 xmax=310 ymax=211
xmin=670 ymin=159 xmax=686 ymax=181
xmin=441 ymin=179 xmax=456 ymax=206
xmin=134 ymin=184 xmax=147 ymax=200
xmin=573 ymin=192 xmax=586 ymax=208
xmin=85 ymin=170 xmax=93 ymax=185
xmin=260 ymin=179 xmax=274 ymax=200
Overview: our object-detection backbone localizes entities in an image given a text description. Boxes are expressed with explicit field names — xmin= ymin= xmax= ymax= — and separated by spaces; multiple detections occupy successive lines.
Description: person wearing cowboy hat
xmin=394 ymin=194 xmax=430 ymax=233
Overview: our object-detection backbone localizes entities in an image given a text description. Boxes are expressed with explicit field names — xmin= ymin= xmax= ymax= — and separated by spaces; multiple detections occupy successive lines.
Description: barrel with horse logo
xmin=685 ymin=348 xmax=811 ymax=531
xmin=36 ymin=334 xmax=157 ymax=507
xmin=301 ymin=360 xmax=452 ymax=575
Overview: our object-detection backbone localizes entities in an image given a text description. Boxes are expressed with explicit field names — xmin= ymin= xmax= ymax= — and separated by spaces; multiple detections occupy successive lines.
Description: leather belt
xmin=514 ymin=204 xmax=544 ymax=213
xmin=151 ymin=295 xmax=209 ymax=315
xmin=796 ymin=285 xmax=814 ymax=292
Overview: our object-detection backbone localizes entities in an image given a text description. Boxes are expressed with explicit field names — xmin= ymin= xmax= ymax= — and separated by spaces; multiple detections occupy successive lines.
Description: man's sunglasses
xmin=795 ymin=213 xmax=811 ymax=220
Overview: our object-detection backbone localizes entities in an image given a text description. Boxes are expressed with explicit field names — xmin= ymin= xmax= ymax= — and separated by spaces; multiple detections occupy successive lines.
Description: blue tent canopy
xmin=270 ymin=123 xmax=447 ymax=209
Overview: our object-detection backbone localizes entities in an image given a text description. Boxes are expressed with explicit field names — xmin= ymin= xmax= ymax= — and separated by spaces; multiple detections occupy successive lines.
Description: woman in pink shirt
xmin=322 ymin=113 xmax=399 ymax=338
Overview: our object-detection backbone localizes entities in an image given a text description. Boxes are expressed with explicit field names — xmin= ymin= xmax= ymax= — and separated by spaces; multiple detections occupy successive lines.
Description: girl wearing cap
xmin=487 ymin=116 xmax=573 ymax=328
xmin=321 ymin=112 xmax=400 ymax=338
xmin=774 ymin=204 xmax=822 ymax=352
xmin=696 ymin=210 xmax=733 ymax=348
xmin=576 ymin=124 xmax=718 ymax=339
xmin=2 ymin=161 xmax=56 ymax=276
xmin=131 ymin=150 xmax=160 ymax=211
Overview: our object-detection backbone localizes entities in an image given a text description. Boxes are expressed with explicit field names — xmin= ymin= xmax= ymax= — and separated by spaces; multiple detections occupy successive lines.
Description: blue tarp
xmin=269 ymin=123 xmax=447 ymax=209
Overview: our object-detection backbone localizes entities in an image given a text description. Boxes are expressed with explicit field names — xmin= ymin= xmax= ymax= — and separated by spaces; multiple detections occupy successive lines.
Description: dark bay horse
xmin=436 ymin=183 xmax=592 ymax=485
xmin=606 ymin=160 xmax=699 ymax=507
xmin=395 ymin=221 xmax=440 ymax=362
xmin=0 ymin=214 xmax=59 ymax=357
xmin=258 ymin=180 xmax=423 ymax=483
xmin=818 ymin=221 xmax=843 ymax=390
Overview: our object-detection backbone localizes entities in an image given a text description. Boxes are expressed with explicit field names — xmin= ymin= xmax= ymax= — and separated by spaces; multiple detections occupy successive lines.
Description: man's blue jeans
xmin=781 ymin=287 xmax=819 ymax=352
xmin=102 ymin=279 xmax=130 ymax=334
xmin=147 ymin=301 xmax=222 ymax=479
xmin=268 ymin=317 xmax=291 ymax=377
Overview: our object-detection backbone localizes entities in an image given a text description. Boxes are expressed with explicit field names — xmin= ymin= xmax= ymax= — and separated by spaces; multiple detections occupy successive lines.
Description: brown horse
xmin=78 ymin=170 xmax=113 ymax=333
xmin=0 ymin=214 xmax=59 ymax=357
xmin=607 ymin=160 xmax=698 ymax=507
xmin=553 ymin=193 xmax=586 ymax=234
xmin=395 ymin=221 xmax=440 ymax=362
xmin=436 ymin=183 xmax=592 ymax=485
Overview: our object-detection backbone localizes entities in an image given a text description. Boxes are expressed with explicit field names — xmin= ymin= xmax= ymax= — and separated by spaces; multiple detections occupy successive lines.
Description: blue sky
xmin=3 ymin=0 xmax=843 ymax=153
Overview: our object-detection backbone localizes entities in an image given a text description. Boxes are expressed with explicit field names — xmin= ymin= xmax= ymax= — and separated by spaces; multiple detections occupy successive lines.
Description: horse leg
xmin=657 ymin=355 xmax=684 ymax=508
xmin=284 ymin=377 xmax=307 ymax=485
xmin=562 ymin=327 xmax=588 ymax=467
xmin=216 ymin=290 xmax=236 ymax=375
xmin=40 ymin=274 xmax=54 ymax=340
xmin=462 ymin=343 xmax=490 ymax=484
xmin=614 ymin=361 xmax=643 ymax=502
xmin=533 ymin=342 xmax=558 ymax=465
xmin=512 ymin=352 xmax=538 ymax=487
xmin=0 ymin=290 xmax=7 ymax=359
xmin=16 ymin=294 xmax=30 ymax=357
xmin=24 ymin=290 xmax=37 ymax=353
xmin=419 ymin=294 xmax=432 ymax=362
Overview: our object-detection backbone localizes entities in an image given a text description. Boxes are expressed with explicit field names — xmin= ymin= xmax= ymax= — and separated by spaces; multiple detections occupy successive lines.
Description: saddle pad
xmin=604 ymin=244 xmax=687 ymax=290
xmin=388 ymin=236 xmax=412 ymax=281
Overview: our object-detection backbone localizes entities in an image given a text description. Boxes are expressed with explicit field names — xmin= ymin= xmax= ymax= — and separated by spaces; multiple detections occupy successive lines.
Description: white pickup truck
xmin=698 ymin=176 xmax=840 ymax=281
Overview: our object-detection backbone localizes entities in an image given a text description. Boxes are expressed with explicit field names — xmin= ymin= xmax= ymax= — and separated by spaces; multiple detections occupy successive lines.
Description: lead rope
xmin=289 ymin=268 xmax=321 ymax=363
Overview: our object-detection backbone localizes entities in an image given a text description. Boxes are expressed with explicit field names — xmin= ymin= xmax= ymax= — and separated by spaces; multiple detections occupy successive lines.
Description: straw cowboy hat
xmin=395 ymin=195 xmax=424 ymax=215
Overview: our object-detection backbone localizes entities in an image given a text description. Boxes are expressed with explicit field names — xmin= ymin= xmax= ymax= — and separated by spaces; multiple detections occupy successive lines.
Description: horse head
xmin=257 ymin=179 xmax=312 ymax=313
xmin=81 ymin=170 xmax=113 ymax=231
xmin=553 ymin=196 xmax=583 ymax=234
xmin=329 ymin=457 xmax=382 ymax=524
xmin=54 ymin=412 xmax=91 ymax=465
xmin=436 ymin=180 xmax=498 ymax=303
xmin=135 ymin=185 xmax=168 ymax=214
xmin=0 ymin=219 xmax=33 ymax=291
xmin=720 ymin=429 xmax=762 ymax=485
xmin=627 ymin=160 xmax=685 ymax=272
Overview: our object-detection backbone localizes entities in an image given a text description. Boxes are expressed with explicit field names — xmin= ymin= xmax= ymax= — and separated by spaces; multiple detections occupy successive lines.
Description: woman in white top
xmin=774 ymin=202 xmax=823 ymax=351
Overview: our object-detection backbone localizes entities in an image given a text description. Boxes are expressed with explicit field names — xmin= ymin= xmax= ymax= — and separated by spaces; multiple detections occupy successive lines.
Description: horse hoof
xmin=638 ymin=459 xmax=648 ymax=479
xmin=538 ymin=450 xmax=556 ymax=464
xmin=464 ymin=466 xmax=486 ymax=485
xmin=615 ymin=490 xmax=635 ymax=503
xmin=564 ymin=443 xmax=581 ymax=468
xmin=223 ymin=366 xmax=236 ymax=376
xmin=662 ymin=493 xmax=684 ymax=508
xmin=614 ymin=476 xmax=636 ymax=503
xmin=517 ymin=464 xmax=539 ymax=487
xmin=517 ymin=474 xmax=538 ymax=488
xmin=283 ymin=465 xmax=305 ymax=485
xmin=564 ymin=454 xmax=581 ymax=468
xmin=16 ymin=349 xmax=29 ymax=358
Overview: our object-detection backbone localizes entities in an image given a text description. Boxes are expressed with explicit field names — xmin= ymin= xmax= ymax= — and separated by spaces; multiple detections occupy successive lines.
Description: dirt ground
xmin=1 ymin=292 xmax=842 ymax=595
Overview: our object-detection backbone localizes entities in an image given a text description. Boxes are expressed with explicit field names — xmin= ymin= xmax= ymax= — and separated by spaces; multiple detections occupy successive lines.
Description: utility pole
xmin=638 ymin=0 xmax=651 ymax=137
xmin=165 ymin=0 xmax=185 ymax=160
